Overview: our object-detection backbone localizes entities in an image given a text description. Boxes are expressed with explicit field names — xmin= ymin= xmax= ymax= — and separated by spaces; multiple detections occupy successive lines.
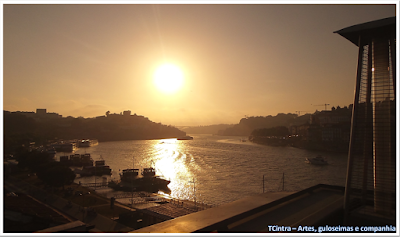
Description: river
xmin=55 ymin=134 xmax=348 ymax=206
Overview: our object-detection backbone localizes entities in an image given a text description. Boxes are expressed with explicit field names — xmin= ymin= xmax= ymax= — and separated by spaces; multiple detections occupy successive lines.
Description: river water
xmin=55 ymin=134 xmax=348 ymax=206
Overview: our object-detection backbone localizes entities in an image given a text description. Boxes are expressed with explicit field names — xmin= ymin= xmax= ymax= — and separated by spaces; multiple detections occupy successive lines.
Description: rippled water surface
xmin=57 ymin=134 xmax=348 ymax=205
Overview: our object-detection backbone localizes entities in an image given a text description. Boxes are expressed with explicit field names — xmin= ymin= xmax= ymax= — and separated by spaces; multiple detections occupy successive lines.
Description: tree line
xmin=3 ymin=110 xmax=186 ymax=154
xmin=217 ymin=105 xmax=353 ymax=136
xmin=15 ymin=148 xmax=76 ymax=189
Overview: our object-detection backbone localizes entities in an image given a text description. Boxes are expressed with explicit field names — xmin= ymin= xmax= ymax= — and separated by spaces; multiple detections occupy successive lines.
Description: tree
xmin=35 ymin=161 xmax=62 ymax=180
xmin=251 ymin=126 xmax=289 ymax=137
xmin=39 ymin=166 xmax=76 ymax=189
xmin=17 ymin=149 xmax=52 ymax=172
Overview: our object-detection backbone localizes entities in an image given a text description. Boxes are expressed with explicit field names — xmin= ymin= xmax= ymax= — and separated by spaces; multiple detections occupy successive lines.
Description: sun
xmin=153 ymin=64 xmax=184 ymax=94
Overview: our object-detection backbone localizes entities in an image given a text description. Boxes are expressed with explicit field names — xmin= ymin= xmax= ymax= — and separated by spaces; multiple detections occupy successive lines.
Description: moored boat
xmin=76 ymin=156 xmax=112 ymax=176
xmin=305 ymin=155 xmax=328 ymax=165
xmin=60 ymin=155 xmax=70 ymax=165
xmin=177 ymin=136 xmax=193 ymax=140
xmin=108 ymin=166 xmax=170 ymax=193
xmin=47 ymin=148 xmax=57 ymax=159
xmin=60 ymin=153 xmax=94 ymax=167
xmin=78 ymin=139 xmax=98 ymax=148
xmin=69 ymin=153 xmax=94 ymax=167
xmin=142 ymin=167 xmax=156 ymax=177
xmin=120 ymin=168 xmax=140 ymax=183
xmin=51 ymin=141 xmax=76 ymax=152
xmin=78 ymin=165 xmax=112 ymax=176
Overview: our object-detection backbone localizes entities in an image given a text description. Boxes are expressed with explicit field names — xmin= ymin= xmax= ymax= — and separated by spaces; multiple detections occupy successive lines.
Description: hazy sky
xmin=2 ymin=3 xmax=397 ymax=126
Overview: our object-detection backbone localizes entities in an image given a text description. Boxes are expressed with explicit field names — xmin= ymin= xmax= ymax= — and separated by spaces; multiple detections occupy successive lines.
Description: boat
xmin=120 ymin=168 xmax=140 ymax=183
xmin=77 ymin=156 xmax=111 ymax=176
xmin=142 ymin=167 xmax=156 ymax=177
xmin=60 ymin=155 xmax=70 ymax=165
xmin=108 ymin=166 xmax=170 ymax=193
xmin=305 ymin=155 xmax=328 ymax=165
xmin=60 ymin=153 xmax=94 ymax=167
xmin=77 ymin=139 xmax=98 ymax=148
xmin=50 ymin=141 xmax=76 ymax=152
xmin=47 ymin=148 xmax=57 ymax=159
xmin=177 ymin=136 xmax=193 ymax=140
xmin=81 ymin=153 xmax=94 ymax=167
xmin=68 ymin=153 xmax=94 ymax=167
xmin=78 ymin=165 xmax=112 ymax=177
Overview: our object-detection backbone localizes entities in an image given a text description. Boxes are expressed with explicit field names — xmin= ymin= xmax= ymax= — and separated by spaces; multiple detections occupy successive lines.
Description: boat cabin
xmin=95 ymin=160 xmax=105 ymax=166
xmin=122 ymin=168 xmax=139 ymax=176
xmin=142 ymin=168 xmax=156 ymax=177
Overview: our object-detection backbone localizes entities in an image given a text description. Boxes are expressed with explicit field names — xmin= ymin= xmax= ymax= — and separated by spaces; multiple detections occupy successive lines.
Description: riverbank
xmin=97 ymin=136 xmax=180 ymax=143
xmin=4 ymin=169 xmax=209 ymax=232
xmin=249 ymin=137 xmax=349 ymax=154
xmin=5 ymin=171 xmax=134 ymax=220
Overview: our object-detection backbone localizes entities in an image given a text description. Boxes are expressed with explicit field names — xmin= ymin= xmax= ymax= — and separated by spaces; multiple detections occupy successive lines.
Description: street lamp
xmin=81 ymin=193 xmax=86 ymax=222
xmin=263 ymin=174 xmax=265 ymax=193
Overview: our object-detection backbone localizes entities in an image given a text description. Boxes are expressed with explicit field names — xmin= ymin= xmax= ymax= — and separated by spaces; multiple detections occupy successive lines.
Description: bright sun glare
xmin=153 ymin=64 xmax=184 ymax=94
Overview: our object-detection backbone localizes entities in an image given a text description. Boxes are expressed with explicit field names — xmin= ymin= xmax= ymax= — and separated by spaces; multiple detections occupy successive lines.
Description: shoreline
xmin=249 ymin=139 xmax=349 ymax=154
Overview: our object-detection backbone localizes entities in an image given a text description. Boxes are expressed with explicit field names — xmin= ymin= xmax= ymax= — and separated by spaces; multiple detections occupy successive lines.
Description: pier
xmin=80 ymin=182 xmax=110 ymax=189
xmin=96 ymin=189 xmax=215 ymax=210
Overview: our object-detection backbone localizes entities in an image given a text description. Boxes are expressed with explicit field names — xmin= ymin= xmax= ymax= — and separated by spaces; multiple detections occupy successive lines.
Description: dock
xmin=80 ymin=181 xmax=215 ymax=210
xmin=81 ymin=182 xmax=110 ymax=189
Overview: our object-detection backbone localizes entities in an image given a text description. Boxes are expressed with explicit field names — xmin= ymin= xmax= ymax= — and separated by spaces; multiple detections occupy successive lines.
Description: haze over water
xmin=57 ymin=134 xmax=348 ymax=205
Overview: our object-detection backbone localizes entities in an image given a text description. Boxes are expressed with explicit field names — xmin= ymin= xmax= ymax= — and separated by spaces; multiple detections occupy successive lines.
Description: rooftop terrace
xmin=133 ymin=184 xmax=346 ymax=233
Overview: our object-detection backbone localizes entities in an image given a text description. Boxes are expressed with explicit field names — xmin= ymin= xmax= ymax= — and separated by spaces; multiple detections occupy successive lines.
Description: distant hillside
xmin=218 ymin=113 xmax=311 ymax=136
xmin=180 ymin=124 xmax=234 ymax=135
xmin=3 ymin=110 xmax=186 ymax=153
xmin=217 ymin=105 xmax=353 ymax=136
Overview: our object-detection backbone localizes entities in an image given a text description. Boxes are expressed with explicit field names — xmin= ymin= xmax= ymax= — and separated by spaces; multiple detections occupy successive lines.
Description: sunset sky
xmin=2 ymin=3 xmax=397 ymax=126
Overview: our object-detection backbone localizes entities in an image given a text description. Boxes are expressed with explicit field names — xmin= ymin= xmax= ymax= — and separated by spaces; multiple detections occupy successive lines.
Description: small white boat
xmin=78 ymin=139 xmax=98 ymax=147
xmin=306 ymin=155 xmax=328 ymax=165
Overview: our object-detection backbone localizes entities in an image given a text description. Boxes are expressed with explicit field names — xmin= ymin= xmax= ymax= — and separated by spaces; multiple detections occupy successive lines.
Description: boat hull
xmin=305 ymin=158 xmax=328 ymax=165
xmin=108 ymin=177 xmax=171 ymax=193
xmin=177 ymin=136 xmax=193 ymax=140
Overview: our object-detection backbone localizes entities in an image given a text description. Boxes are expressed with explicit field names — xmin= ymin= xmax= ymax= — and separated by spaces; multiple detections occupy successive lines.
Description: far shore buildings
xmin=10 ymin=108 xmax=62 ymax=121
xmin=8 ymin=109 xmax=149 ymax=121
xmin=289 ymin=107 xmax=352 ymax=148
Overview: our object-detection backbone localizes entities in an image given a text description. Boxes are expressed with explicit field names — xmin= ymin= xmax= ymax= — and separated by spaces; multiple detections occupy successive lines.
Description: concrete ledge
xmin=35 ymin=221 xmax=90 ymax=233
xmin=132 ymin=191 xmax=295 ymax=233
xmin=132 ymin=184 xmax=345 ymax=233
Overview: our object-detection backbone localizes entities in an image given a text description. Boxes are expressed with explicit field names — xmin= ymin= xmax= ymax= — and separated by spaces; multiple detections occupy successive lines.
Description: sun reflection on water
xmin=151 ymin=138 xmax=196 ymax=200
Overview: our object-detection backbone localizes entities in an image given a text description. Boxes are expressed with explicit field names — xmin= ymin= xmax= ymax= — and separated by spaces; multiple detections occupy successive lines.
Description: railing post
xmin=262 ymin=175 xmax=265 ymax=193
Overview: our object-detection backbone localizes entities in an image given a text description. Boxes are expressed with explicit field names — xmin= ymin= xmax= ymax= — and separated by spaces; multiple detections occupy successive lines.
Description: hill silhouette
xmin=180 ymin=124 xmax=234 ymax=135
xmin=3 ymin=110 xmax=185 ymax=154
xmin=217 ymin=113 xmax=311 ymax=136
